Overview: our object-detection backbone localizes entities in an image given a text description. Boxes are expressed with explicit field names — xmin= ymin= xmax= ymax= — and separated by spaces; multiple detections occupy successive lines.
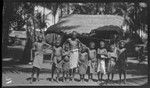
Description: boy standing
xmin=51 ymin=41 xmax=63 ymax=82
xmin=117 ymin=41 xmax=127 ymax=84
xmin=87 ymin=42 xmax=97 ymax=82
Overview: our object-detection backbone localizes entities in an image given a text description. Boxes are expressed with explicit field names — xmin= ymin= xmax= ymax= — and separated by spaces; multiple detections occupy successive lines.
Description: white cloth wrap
xmin=97 ymin=60 xmax=106 ymax=74
xmin=69 ymin=49 xmax=79 ymax=69
xmin=33 ymin=52 xmax=43 ymax=68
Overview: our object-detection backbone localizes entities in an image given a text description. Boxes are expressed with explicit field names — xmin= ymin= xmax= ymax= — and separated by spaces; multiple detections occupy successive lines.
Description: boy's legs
xmin=81 ymin=75 xmax=84 ymax=82
xmin=83 ymin=74 xmax=85 ymax=81
xmin=80 ymin=74 xmax=82 ymax=81
xmin=107 ymin=73 xmax=110 ymax=81
xmin=88 ymin=73 xmax=90 ymax=81
xmin=119 ymin=70 xmax=122 ymax=83
xmin=111 ymin=73 xmax=114 ymax=81
xmin=91 ymin=73 xmax=94 ymax=81
xmin=87 ymin=66 xmax=90 ymax=81
xmin=51 ymin=63 xmax=56 ymax=81
xmin=101 ymin=73 xmax=103 ymax=81
xmin=70 ymin=69 xmax=73 ymax=81
xmin=66 ymin=71 xmax=69 ymax=81
xmin=62 ymin=71 xmax=65 ymax=82
xmin=98 ymin=72 xmax=100 ymax=81
xmin=123 ymin=70 xmax=126 ymax=84
xmin=71 ymin=68 xmax=76 ymax=81
xmin=69 ymin=69 xmax=72 ymax=81
xmin=30 ymin=66 xmax=36 ymax=83
xmin=36 ymin=67 xmax=40 ymax=81
xmin=56 ymin=69 xmax=60 ymax=82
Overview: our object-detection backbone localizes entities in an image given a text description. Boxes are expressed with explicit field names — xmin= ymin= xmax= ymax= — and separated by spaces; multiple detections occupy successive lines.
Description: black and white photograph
xmin=2 ymin=0 xmax=148 ymax=86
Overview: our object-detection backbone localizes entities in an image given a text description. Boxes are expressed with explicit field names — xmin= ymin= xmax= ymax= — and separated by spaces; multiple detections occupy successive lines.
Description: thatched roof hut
xmin=46 ymin=14 xmax=124 ymax=34
xmin=45 ymin=14 xmax=125 ymax=45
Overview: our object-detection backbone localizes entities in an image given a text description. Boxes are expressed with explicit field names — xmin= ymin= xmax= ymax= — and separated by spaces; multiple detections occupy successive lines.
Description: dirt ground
xmin=2 ymin=46 xmax=148 ymax=86
xmin=2 ymin=57 xmax=148 ymax=86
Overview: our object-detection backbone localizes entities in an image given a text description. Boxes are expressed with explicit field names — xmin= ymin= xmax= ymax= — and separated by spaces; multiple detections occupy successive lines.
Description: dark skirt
xmin=79 ymin=62 xmax=88 ymax=75
xmin=116 ymin=60 xmax=127 ymax=73
xmin=107 ymin=59 xmax=116 ymax=73
xmin=63 ymin=61 xmax=70 ymax=72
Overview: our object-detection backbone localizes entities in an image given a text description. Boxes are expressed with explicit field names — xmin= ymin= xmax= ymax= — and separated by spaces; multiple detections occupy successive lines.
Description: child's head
xmin=72 ymin=31 xmax=77 ymax=39
xmin=81 ymin=46 xmax=87 ymax=53
xmin=89 ymin=42 xmax=95 ymax=49
xmin=100 ymin=41 xmax=105 ymax=48
xmin=64 ymin=45 xmax=69 ymax=51
xmin=110 ymin=44 xmax=115 ymax=52
xmin=56 ymin=40 xmax=61 ymax=46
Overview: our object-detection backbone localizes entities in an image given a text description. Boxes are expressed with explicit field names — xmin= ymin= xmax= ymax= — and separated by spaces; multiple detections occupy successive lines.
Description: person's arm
xmin=32 ymin=42 xmax=36 ymax=51
xmin=50 ymin=52 xmax=54 ymax=64
xmin=77 ymin=39 xmax=89 ymax=49
xmin=63 ymin=39 xmax=69 ymax=46
xmin=42 ymin=42 xmax=51 ymax=49
xmin=61 ymin=47 xmax=64 ymax=59
xmin=124 ymin=49 xmax=128 ymax=62
xmin=107 ymin=52 xmax=111 ymax=58
xmin=31 ymin=42 xmax=36 ymax=61
xmin=63 ymin=39 xmax=70 ymax=50
xmin=112 ymin=53 xmax=118 ymax=59
xmin=98 ymin=49 xmax=107 ymax=57
xmin=94 ymin=50 xmax=97 ymax=60
xmin=97 ymin=48 xmax=101 ymax=59
xmin=51 ymin=47 xmax=55 ymax=63
xmin=104 ymin=49 xmax=108 ymax=56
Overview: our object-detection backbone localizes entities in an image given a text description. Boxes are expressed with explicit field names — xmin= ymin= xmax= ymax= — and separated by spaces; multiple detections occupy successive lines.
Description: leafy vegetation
xmin=3 ymin=1 xmax=147 ymax=58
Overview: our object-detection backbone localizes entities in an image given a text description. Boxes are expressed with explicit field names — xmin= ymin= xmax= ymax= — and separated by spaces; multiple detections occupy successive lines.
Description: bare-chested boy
xmin=51 ymin=41 xmax=63 ymax=82
xmin=87 ymin=42 xmax=97 ymax=82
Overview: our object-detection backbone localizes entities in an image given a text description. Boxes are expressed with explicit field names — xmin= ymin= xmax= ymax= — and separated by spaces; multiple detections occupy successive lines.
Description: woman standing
xmin=63 ymin=31 xmax=86 ymax=81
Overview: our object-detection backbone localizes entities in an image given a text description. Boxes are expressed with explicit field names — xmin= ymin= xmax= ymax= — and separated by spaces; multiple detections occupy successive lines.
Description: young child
xmin=30 ymin=36 xmax=45 ymax=83
xmin=87 ymin=42 xmax=97 ymax=82
xmin=97 ymin=41 xmax=107 ymax=82
xmin=78 ymin=46 xmax=88 ymax=82
xmin=117 ymin=40 xmax=127 ymax=84
xmin=51 ymin=41 xmax=63 ymax=82
xmin=62 ymin=45 xmax=70 ymax=82
xmin=107 ymin=43 xmax=118 ymax=82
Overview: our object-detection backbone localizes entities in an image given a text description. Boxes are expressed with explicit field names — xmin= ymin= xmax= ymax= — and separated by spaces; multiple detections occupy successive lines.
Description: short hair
xmin=100 ymin=41 xmax=105 ymax=44
xmin=72 ymin=31 xmax=77 ymax=35
xmin=89 ymin=41 xmax=95 ymax=47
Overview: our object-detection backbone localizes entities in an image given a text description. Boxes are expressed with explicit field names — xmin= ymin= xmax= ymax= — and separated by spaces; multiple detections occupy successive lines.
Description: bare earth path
xmin=2 ymin=57 xmax=148 ymax=86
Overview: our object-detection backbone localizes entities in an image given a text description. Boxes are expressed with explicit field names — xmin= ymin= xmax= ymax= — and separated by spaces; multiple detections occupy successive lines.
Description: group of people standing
xmin=30 ymin=31 xmax=128 ymax=84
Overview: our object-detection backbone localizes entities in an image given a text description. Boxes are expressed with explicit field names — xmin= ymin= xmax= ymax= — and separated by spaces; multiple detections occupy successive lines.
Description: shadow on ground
xmin=2 ymin=60 xmax=148 ymax=76
xmin=127 ymin=62 xmax=148 ymax=76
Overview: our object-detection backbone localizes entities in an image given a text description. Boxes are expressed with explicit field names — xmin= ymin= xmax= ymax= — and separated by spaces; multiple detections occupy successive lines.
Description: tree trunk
xmin=67 ymin=3 xmax=70 ymax=14
xmin=2 ymin=1 xmax=13 ymax=58
xmin=96 ymin=3 xmax=99 ymax=14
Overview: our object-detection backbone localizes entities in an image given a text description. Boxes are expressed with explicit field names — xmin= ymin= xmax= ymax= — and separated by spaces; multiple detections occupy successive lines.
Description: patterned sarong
xmin=70 ymin=49 xmax=79 ymax=69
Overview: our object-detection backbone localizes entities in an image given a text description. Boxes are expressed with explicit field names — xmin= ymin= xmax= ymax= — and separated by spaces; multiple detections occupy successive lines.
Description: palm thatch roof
xmin=46 ymin=14 xmax=124 ymax=34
